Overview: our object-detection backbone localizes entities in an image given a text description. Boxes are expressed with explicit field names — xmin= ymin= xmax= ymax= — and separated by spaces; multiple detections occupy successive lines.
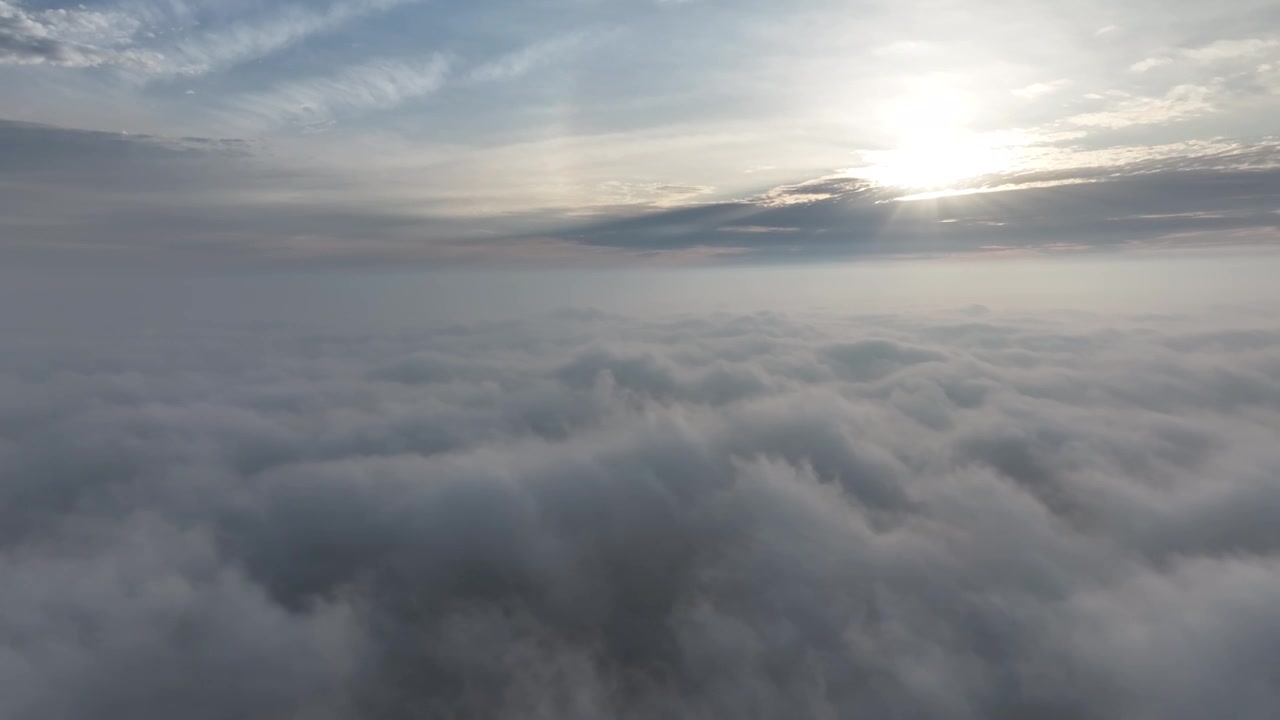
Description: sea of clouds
xmin=3 ymin=300 xmax=1280 ymax=719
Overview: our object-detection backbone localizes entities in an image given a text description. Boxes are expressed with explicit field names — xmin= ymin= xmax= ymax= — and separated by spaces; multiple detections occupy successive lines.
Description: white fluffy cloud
xmin=3 ymin=304 xmax=1280 ymax=718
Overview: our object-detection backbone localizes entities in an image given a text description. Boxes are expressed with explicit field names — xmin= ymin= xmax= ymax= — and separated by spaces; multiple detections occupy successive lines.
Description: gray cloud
xmin=3 ymin=300 xmax=1280 ymax=718
xmin=0 ymin=120 xmax=493 ymax=269
xmin=0 ymin=0 xmax=420 ymax=74
xmin=0 ymin=0 xmax=157 ymax=68
xmin=556 ymin=142 xmax=1280 ymax=258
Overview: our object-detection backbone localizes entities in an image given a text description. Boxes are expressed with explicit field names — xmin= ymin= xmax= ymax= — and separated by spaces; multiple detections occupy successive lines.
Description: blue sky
xmin=2 ymin=0 xmax=1279 ymax=267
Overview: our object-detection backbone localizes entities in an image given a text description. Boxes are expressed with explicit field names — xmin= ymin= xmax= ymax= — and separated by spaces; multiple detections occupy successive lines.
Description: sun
xmin=848 ymin=85 xmax=1016 ymax=190
xmin=853 ymin=140 xmax=1013 ymax=190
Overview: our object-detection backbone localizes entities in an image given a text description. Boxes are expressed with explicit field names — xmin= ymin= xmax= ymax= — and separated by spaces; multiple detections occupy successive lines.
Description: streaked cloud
xmin=160 ymin=0 xmax=423 ymax=78
xmin=1130 ymin=57 xmax=1173 ymax=73
xmin=1183 ymin=37 xmax=1280 ymax=62
xmin=227 ymin=54 xmax=451 ymax=129
xmin=1066 ymin=85 xmax=1214 ymax=128
xmin=1012 ymin=79 xmax=1070 ymax=99
xmin=464 ymin=33 xmax=593 ymax=84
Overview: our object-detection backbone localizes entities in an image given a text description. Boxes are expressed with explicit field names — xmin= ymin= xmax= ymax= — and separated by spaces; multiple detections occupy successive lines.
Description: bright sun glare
xmin=850 ymin=85 xmax=1017 ymax=190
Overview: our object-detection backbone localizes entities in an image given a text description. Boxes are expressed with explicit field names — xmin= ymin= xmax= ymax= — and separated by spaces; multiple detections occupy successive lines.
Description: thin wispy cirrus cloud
xmin=161 ymin=0 xmax=423 ymax=78
xmin=228 ymin=53 xmax=452 ymax=129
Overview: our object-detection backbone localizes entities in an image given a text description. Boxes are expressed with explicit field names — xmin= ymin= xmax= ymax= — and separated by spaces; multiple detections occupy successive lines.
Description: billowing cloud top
xmin=1 ymin=0 xmax=1279 ymax=265
xmin=3 ymin=267 xmax=1280 ymax=718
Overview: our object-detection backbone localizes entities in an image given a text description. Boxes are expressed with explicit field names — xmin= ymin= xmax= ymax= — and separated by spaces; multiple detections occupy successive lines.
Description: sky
xmin=2 ymin=0 xmax=1279 ymax=268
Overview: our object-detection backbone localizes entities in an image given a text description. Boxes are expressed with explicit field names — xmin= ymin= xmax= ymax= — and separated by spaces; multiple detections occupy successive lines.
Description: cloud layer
xmin=4 ymin=302 xmax=1280 ymax=718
